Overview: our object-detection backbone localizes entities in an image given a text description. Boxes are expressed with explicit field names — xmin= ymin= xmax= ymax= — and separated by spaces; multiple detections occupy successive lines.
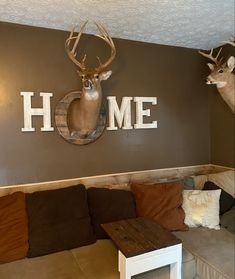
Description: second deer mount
xmin=199 ymin=37 xmax=235 ymax=114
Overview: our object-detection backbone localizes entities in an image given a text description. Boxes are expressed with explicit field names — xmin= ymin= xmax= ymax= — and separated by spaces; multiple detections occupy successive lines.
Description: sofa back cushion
xmin=0 ymin=192 xmax=29 ymax=263
xmin=131 ymin=182 xmax=188 ymax=231
xmin=203 ymin=181 xmax=235 ymax=215
xmin=87 ymin=188 xmax=136 ymax=239
xmin=26 ymin=185 xmax=95 ymax=257
xmin=189 ymin=170 xmax=235 ymax=198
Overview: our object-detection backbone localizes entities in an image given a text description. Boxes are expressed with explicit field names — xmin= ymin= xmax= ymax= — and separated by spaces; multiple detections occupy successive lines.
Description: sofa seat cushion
xmin=71 ymin=239 xmax=196 ymax=279
xmin=0 ymin=250 xmax=86 ymax=279
xmin=71 ymin=239 xmax=119 ymax=279
xmin=0 ymin=240 xmax=195 ymax=279
xmin=174 ymin=227 xmax=235 ymax=279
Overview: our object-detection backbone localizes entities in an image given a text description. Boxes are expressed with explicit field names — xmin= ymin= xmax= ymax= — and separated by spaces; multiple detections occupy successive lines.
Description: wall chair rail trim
xmin=0 ymin=164 xmax=233 ymax=197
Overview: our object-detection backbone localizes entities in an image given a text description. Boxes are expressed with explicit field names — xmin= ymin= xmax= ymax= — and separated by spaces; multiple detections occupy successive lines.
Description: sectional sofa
xmin=0 ymin=170 xmax=234 ymax=279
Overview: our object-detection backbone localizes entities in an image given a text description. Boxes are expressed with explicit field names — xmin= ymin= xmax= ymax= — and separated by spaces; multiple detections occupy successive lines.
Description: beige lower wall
xmin=0 ymin=164 xmax=232 ymax=197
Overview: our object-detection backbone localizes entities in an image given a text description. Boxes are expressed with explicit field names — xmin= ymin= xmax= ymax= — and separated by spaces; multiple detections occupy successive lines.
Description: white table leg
xmin=119 ymin=251 xmax=131 ymax=279
xmin=118 ymin=244 xmax=182 ymax=279
xmin=170 ymin=244 xmax=182 ymax=279
xmin=170 ymin=262 xmax=181 ymax=279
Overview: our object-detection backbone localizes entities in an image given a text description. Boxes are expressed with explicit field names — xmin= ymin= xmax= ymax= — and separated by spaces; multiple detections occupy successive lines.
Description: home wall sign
xmin=21 ymin=92 xmax=158 ymax=133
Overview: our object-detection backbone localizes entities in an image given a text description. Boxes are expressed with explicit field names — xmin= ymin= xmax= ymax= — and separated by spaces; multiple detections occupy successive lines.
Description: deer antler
xmin=222 ymin=36 xmax=235 ymax=47
xmin=199 ymin=48 xmax=223 ymax=65
xmin=65 ymin=21 xmax=116 ymax=73
xmin=65 ymin=21 xmax=88 ymax=71
xmin=94 ymin=22 xmax=116 ymax=72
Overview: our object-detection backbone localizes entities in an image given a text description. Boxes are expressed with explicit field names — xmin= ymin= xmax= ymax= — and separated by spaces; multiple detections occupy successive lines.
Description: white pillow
xmin=182 ymin=189 xmax=221 ymax=230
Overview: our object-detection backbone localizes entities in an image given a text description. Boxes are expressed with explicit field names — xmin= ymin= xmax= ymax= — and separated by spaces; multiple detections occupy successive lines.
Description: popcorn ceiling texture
xmin=0 ymin=0 xmax=234 ymax=49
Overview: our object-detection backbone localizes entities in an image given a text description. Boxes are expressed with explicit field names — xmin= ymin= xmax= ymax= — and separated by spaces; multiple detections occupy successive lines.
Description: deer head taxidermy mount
xmin=65 ymin=21 xmax=116 ymax=139
xmin=199 ymin=37 xmax=235 ymax=113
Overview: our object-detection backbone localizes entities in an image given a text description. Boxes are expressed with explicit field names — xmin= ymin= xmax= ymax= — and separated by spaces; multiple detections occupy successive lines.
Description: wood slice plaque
xmin=55 ymin=91 xmax=106 ymax=145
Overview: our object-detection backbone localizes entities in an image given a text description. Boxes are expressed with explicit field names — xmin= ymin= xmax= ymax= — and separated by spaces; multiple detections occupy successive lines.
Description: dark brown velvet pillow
xmin=0 ymin=192 xmax=29 ymax=263
xmin=131 ymin=182 xmax=188 ymax=231
xmin=203 ymin=181 xmax=235 ymax=215
xmin=87 ymin=188 xmax=136 ymax=239
xmin=26 ymin=185 xmax=95 ymax=257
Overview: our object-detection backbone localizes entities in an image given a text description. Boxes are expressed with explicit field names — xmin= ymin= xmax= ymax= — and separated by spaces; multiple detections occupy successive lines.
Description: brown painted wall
xmin=0 ymin=22 xmax=210 ymax=186
xmin=210 ymin=45 xmax=235 ymax=167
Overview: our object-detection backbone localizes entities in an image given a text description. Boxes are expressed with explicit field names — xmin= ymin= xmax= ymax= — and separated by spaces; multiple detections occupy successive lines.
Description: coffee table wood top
xmin=101 ymin=217 xmax=181 ymax=258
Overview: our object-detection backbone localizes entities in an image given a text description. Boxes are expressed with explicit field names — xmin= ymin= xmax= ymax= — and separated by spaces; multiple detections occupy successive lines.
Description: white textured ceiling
xmin=0 ymin=0 xmax=234 ymax=49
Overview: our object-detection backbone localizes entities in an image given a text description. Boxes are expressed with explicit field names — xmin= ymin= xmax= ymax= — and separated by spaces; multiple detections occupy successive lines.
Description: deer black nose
xmin=84 ymin=80 xmax=90 ymax=88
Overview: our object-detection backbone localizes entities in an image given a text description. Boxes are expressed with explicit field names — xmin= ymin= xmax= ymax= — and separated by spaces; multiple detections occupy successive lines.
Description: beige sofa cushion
xmin=0 ymin=240 xmax=195 ymax=279
xmin=0 ymin=250 xmax=86 ymax=279
xmin=71 ymin=239 xmax=195 ymax=279
xmin=174 ymin=227 xmax=235 ymax=279
xmin=71 ymin=239 xmax=119 ymax=279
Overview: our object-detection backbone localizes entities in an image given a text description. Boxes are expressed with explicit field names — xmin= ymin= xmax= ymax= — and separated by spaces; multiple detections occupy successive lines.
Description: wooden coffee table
xmin=102 ymin=217 xmax=182 ymax=279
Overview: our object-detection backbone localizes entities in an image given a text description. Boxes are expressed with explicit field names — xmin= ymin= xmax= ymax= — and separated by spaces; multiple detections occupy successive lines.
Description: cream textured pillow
xmin=182 ymin=189 xmax=221 ymax=230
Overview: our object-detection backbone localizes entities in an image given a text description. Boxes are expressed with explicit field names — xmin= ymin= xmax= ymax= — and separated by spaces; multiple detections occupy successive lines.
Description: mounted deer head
xmin=65 ymin=22 xmax=116 ymax=138
xmin=199 ymin=37 xmax=235 ymax=113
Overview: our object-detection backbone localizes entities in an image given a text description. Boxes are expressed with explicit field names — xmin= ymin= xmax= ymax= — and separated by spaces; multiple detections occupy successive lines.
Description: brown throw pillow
xmin=131 ymin=182 xmax=188 ymax=231
xmin=0 ymin=192 xmax=29 ymax=263
xmin=203 ymin=181 xmax=235 ymax=215
xmin=26 ymin=185 xmax=95 ymax=257
xmin=87 ymin=188 xmax=136 ymax=239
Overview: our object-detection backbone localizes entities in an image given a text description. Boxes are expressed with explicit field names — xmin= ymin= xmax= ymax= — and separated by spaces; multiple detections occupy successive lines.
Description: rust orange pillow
xmin=0 ymin=192 xmax=29 ymax=263
xmin=131 ymin=182 xmax=188 ymax=231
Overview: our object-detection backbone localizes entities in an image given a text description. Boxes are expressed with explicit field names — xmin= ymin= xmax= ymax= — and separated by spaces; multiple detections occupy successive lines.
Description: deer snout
xmin=205 ymin=78 xmax=212 ymax=84
xmin=84 ymin=79 xmax=92 ymax=89
xmin=205 ymin=76 xmax=214 ymax=84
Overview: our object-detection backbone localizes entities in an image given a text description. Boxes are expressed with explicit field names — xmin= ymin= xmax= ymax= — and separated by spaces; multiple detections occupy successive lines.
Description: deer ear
xmin=100 ymin=70 xmax=112 ymax=81
xmin=207 ymin=63 xmax=215 ymax=71
xmin=227 ymin=56 xmax=235 ymax=72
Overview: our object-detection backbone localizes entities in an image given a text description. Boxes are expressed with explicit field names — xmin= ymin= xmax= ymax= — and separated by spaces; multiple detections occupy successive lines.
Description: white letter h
xmin=21 ymin=92 xmax=54 ymax=132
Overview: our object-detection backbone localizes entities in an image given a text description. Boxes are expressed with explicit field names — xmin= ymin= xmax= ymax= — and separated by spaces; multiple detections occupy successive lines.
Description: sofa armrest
xmin=220 ymin=206 xmax=235 ymax=234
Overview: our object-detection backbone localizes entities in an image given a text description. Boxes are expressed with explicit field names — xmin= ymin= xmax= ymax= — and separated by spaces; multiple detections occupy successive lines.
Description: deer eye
xmin=218 ymin=69 xmax=224 ymax=73
xmin=81 ymin=75 xmax=85 ymax=80
xmin=94 ymin=74 xmax=99 ymax=79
